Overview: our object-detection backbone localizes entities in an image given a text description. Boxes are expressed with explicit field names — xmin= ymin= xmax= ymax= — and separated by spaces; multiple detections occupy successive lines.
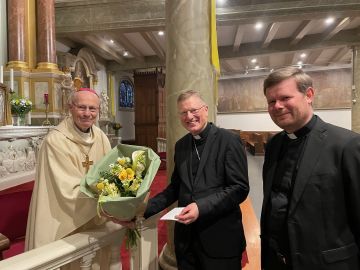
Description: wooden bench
xmin=246 ymin=132 xmax=265 ymax=155
xmin=226 ymin=129 xmax=278 ymax=155
xmin=238 ymin=131 xmax=278 ymax=156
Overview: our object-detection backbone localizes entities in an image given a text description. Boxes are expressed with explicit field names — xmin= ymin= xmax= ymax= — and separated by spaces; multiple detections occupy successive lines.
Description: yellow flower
xmin=129 ymin=182 xmax=140 ymax=192
xmin=118 ymin=158 xmax=126 ymax=166
xmin=96 ymin=182 xmax=105 ymax=190
xmin=126 ymin=168 xmax=135 ymax=180
xmin=119 ymin=169 xmax=128 ymax=181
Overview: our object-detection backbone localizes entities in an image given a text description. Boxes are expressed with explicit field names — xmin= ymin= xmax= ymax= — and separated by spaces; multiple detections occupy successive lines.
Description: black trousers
xmin=176 ymin=236 xmax=243 ymax=270
xmin=263 ymin=248 xmax=292 ymax=270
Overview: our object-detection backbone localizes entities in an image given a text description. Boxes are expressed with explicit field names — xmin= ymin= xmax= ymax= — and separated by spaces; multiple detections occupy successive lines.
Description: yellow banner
xmin=211 ymin=0 xmax=220 ymax=108
xmin=107 ymin=72 xmax=115 ymax=117
xmin=211 ymin=0 xmax=220 ymax=75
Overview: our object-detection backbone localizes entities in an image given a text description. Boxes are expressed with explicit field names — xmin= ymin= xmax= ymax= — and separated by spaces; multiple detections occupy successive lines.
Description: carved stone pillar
xmin=7 ymin=0 xmax=28 ymax=69
xmin=36 ymin=0 xmax=58 ymax=70
xmin=160 ymin=0 xmax=216 ymax=269
xmin=352 ymin=46 xmax=360 ymax=133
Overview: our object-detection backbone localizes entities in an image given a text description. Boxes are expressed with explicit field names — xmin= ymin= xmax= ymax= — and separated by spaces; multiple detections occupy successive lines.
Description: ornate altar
xmin=0 ymin=126 xmax=52 ymax=190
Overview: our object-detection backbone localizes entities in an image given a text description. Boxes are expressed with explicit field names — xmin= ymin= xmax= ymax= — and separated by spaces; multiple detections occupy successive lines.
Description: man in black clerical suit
xmin=261 ymin=67 xmax=360 ymax=270
xmin=144 ymin=90 xmax=249 ymax=270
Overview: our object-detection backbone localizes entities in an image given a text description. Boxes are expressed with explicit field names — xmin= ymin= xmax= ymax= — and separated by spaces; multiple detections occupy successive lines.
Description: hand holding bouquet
xmin=80 ymin=144 xmax=160 ymax=248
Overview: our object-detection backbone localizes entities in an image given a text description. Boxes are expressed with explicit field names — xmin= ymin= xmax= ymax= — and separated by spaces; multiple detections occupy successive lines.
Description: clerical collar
xmin=73 ymin=121 xmax=91 ymax=133
xmin=193 ymin=122 xmax=212 ymax=140
xmin=74 ymin=123 xmax=93 ymax=142
xmin=286 ymin=115 xmax=317 ymax=139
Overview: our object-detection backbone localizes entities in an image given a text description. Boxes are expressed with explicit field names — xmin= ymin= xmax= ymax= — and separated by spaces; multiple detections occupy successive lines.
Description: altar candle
xmin=0 ymin=65 xmax=3 ymax=83
xmin=44 ymin=93 xmax=49 ymax=104
xmin=10 ymin=68 xmax=14 ymax=90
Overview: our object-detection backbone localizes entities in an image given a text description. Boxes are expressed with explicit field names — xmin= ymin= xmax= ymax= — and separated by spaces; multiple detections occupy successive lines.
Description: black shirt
xmin=191 ymin=123 xmax=212 ymax=179
xmin=264 ymin=115 xmax=317 ymax=259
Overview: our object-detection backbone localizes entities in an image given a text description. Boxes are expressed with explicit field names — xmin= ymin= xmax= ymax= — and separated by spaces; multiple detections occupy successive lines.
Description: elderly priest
xmin=25 ymin=88 xmax=117 ymax=269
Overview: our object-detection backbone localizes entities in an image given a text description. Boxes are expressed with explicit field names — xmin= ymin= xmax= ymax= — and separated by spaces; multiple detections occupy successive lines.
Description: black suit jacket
xmin=145 ymin=125 xmax=249 ymax=258
xmin=261 ymin=117 xmax=360 ymax=270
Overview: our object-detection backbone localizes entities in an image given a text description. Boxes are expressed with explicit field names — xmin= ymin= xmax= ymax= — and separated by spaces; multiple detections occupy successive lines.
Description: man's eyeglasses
xmin=73 ymin=104 xmax=99 ymax=113
xmin=178 ymin=105 xmax=206 ymax=117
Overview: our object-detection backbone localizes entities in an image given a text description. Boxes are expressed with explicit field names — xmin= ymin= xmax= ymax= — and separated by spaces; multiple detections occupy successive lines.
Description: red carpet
xmin=120 ymin=169 xmax=168 ymax=269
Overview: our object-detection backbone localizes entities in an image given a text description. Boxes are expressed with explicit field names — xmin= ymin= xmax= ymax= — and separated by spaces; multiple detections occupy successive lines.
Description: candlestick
xmin=44 ymin=93 xmax=49 ymax=104
xmin=10 ymin=68 xmax=14 ymax=90
xmin=0 ymin=65 xmax=3 ymax=84
xmin=42 ymin=102 xmax=52 ymax=126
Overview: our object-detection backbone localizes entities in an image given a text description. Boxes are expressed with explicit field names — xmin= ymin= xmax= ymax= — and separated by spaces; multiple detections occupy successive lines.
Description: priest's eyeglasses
xmin=73 ymin=104 xmax=99 ymax=113
xmin=178 ymin=105 xmax=206 ymax=117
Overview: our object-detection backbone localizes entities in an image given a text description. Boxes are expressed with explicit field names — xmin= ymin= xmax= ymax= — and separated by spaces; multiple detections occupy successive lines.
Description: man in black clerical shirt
xmin=261 ymin=67 xmax=360 ymax=270
xmin=144 ymin=90 xmax=249 ymax=270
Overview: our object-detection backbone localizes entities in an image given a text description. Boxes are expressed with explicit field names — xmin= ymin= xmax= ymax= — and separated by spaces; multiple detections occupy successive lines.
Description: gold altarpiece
xmin=0 ymin=83 xmax=12 ymax=126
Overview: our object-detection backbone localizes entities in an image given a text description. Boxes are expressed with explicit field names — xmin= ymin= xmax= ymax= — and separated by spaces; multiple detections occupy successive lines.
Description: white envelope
xmin=160 ymin=207 xmax=185 ymax=221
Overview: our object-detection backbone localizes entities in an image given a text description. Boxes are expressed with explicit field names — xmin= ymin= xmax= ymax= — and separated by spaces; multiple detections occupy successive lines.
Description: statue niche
xmin=100 ymin=91 xmax=110 ymax=120
xmin=72 ymin=61 xmax=90 ymax=88
xmin=60 ymin=68 xmax=74 ymax=117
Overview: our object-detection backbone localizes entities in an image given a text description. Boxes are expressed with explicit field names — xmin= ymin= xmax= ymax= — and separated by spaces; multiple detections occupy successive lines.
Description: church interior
xmin=1 ymin=0 xmax=360 ymax=269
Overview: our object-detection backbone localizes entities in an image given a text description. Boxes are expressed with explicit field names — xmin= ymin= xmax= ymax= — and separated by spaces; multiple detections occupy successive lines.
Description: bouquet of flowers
xmin=10 ymin=96 xmax=32 ymax=117
xmin=80 ymin=144 xmax=160 ymax=248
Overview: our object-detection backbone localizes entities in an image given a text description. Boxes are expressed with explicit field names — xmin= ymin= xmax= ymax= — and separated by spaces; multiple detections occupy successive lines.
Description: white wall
xmin=117 ymin=110 xmax=135 ymax=141
xmin=216 ymin=109 xmax=351 ymax=131
xmin=0 ymin=0 xmax=7 ymax=65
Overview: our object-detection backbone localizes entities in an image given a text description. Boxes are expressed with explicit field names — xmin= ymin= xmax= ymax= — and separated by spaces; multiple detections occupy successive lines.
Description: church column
xmin=160 ymin=0 xmax=216 ymax=268
xmin=352 ymin=46 xmax=360 ymax=132
xmin=7 ymin=0 xmax=28 ymax=69
xmin=36 ymin=0 xmax=58 ymax=70
xmin=0 ymin=1 xmax=7 ymax=65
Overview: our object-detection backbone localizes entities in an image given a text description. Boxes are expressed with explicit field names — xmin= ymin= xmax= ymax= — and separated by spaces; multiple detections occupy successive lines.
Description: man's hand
xmin=109 ymin=217 xmax=136 ymax=229
xmin=101 ymin=211 xmax=137 ymax=229
xmin=175 ymin=202 xmax=199 ymax=224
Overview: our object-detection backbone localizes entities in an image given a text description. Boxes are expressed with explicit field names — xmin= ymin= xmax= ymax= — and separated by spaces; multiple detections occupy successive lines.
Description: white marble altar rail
xmin=0 ymin=126 xmax=52 ymax=140
xmin=0 ymin=212 xmax=162 ymax=270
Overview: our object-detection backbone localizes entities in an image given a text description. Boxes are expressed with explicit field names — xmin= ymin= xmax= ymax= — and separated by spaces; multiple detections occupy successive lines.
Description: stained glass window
xmin=119 ymin=80 xmax=134 ymax=108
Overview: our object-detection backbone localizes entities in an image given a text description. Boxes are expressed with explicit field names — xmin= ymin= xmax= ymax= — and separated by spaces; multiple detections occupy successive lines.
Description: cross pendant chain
xmin=82 ymin=154 xmax=94 ymax=173
xmin=194 ymin=142 xmax=200 ymax=161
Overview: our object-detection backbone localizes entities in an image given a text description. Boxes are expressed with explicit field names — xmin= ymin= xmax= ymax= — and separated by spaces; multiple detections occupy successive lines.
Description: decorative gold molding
xmin=7 ymin=61 xmax=28 ymax=69
xmin=36 ymin=62 xmax=59 ymax=71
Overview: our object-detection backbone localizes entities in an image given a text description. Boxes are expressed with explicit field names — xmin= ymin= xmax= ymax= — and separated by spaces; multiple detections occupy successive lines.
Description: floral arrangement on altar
xmin=111 ymin=122 xmax=122 ymax=136
xmin=111 ymin=122 xmax=122 ymax=130
xmin=80 ymin=144 xmax=160 ymax=249
xmin=10 ymin=97 xmax=32 ymax=117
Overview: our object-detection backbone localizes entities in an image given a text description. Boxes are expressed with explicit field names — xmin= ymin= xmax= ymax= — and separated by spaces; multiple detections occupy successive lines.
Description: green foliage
xmin=10 ymin=97 xmax=32 ymax=116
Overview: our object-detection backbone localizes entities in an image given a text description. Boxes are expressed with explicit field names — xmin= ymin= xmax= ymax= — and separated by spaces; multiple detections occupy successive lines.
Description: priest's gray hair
xmin=177 ymin=90 xmax=206 ymax=105
xmin=263 ymin=66 xmax=313 ymax=95
xmin=67 ymin=90 xmax=100 ymax=106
